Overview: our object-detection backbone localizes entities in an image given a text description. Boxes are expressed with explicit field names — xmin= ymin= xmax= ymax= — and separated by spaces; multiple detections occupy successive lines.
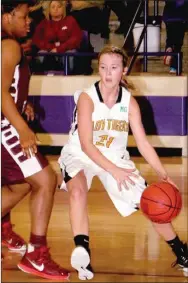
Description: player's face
xmin=11 ymin=4 xmax=30 ymax=38
xmin=99 ymin=53 xmax=125 ymax=88
xmin=50 ymin=1 xmax=64 ymax=19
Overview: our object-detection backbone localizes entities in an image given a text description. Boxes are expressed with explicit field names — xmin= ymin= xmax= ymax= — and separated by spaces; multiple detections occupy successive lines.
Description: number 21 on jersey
xmin=95 ymin=135 xmax=114 ymax=148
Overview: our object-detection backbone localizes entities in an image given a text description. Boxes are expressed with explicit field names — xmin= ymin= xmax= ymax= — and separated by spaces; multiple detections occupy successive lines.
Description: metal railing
xmin=29 ymin=0 xmax=182 ymax=76
xmin=124 ymin=0 xmax=181 ymax=75
xmin=33 ymin=51 xmax=98 ymax=75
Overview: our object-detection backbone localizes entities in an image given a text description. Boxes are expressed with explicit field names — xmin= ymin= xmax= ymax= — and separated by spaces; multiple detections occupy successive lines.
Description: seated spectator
xmin=163 ymin=0 xmax=188 ymax=74
xmin=32 ymin=0 xmax=83 ymax=73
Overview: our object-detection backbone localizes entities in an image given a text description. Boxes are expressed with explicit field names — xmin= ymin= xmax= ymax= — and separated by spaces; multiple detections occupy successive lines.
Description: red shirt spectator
xmin=32 ymin=1 xmax=83 ymax=53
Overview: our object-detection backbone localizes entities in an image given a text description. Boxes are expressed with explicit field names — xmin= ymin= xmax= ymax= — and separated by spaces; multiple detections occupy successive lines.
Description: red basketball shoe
xmin=2 ymin=222 xmax=26 ymax=252
xmin=17 ymin=244 xmax=70 ymax=280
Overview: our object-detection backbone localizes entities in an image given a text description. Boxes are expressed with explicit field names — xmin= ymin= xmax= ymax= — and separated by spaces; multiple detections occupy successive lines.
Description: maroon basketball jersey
xmin=1 ymin=31 xmax=30 ymax=127
xmin=1 ymin=31 xmax=49 ymax=185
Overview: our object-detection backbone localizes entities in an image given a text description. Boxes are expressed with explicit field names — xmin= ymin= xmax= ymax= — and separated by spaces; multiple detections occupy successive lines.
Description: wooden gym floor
xmin=2 ymin=156 xmax=188 ymax=282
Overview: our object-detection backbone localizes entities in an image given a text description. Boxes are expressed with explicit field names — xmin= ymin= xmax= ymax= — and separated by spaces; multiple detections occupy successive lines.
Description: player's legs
xmin=2 ymin=183 xmax=30 ymax=251
xmin=59 ymin=148 xmax=96 ymax=280
xmin=1 ymin=143 xmax=69 ymax=279
xmin=67 ymin=170 xmax=89 ymax=236
xmin=25 ymin=165 xmax=56 ymax=235
xmin=2 ymin=166 xmax=56 ymax=248
xmin=2 ymin=183 xmax=31 ymax=217
xmin=1 ymin=139 xmax=49 ymax=254
xmin=136 ymin=202 xmax=177 ymax=241
xmin=2 ymin=136 xmax=56 ymax=236
xmin=136 ymin=205 xmax=188 ymax=275
xmin=151 ymin=222 xmax=176 ymax=241
xmin=17 ymin=165 xmax=70 ymax=280
xmin=67 ymin=170 xmax=94 ymax=280
xmin=97 ymin=154 xmax=187 ymax=276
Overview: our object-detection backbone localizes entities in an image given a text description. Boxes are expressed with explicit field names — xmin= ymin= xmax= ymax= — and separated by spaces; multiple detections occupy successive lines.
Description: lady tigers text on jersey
xmin=93 ymin=119 xmax=129 ymax=132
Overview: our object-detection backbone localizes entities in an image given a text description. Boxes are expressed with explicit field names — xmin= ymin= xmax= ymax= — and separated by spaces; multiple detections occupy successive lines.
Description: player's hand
xmin=110 ymin=166 xmax=138 ymax=191
xmin=50 ymin=48 xmax=57 ymax=53
xmin=18 ymin=126 xmax=38 ymax=158
xmin=162 ymin=176 xmax=179 ymax=190
xmin=23 ymin=102 xmax=35 ymax=121
xmin=38 ymin=50 xmax=48 ymax=53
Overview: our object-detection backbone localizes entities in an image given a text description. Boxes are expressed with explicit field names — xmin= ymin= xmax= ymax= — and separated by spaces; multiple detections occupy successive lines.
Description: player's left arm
xmin=129 ymin=96 xmax=173 ymax=183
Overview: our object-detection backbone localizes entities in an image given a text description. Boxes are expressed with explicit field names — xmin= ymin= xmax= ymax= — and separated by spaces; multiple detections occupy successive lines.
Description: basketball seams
xmin=154 ymin=184 xmax=172 ymax=206
xmin=164 ymin=185 xmax=181 ymax=222
xmin=167 ymin=185 xmax=178 ymax=222
xmin=142 ymin=196 xmax=178 ymax=209
xmin=144 ymin=183 xmax=181 ymax=209
xmin=141 ymin=182 xmax=182 ymax=223
xmin=156 ymin=183 xmax=182 ymax=210
xmin=142 ymin=205 xmax=171 ymax=217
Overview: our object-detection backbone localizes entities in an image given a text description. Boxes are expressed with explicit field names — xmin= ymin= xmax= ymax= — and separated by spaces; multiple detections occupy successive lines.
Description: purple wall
xmin=28 ymin=95 xmax=188 ymax=136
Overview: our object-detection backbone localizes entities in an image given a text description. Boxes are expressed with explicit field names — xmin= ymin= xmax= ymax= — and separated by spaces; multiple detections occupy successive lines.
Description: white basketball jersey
xmin=64 ymin=81 xmax=131 ymax=160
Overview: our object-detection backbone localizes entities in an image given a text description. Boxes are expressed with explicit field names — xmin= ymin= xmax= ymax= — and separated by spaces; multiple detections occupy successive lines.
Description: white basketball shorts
xmin=58 ymin=147 xmax=147 ymax=217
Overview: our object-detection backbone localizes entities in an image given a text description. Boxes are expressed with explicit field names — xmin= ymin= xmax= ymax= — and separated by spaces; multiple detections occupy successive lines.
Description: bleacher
xmin=29 ymin=0 xmax=188 ymax=76
xmin=91 ymin=0 xmax=188 ymax=74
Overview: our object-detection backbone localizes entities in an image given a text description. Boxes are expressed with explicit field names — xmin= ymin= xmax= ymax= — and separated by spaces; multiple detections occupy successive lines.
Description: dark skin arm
xmin=2 ymin=39 xmax=37 ymax=158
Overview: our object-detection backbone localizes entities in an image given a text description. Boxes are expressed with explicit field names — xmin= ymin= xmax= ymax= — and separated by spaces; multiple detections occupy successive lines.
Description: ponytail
xmin=121 ymin=75 xmax=135 ymax=91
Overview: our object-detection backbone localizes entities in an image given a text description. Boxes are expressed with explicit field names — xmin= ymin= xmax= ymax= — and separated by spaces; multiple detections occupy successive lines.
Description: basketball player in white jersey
xmin=58 ymin=46 xmax=188 ymax=280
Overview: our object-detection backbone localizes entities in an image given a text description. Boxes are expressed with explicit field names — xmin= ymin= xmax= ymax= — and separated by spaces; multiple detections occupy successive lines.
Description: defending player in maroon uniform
xmin=1 ymin=1 xmax=69 ymax=280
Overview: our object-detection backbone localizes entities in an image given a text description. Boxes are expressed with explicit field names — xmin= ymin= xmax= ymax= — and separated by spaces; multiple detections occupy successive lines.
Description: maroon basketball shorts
xmin=1 ymin=124 xmax=48 ymax=186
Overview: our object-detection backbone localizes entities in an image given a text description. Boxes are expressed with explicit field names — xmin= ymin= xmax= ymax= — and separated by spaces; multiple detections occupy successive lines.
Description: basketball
xmin=140 ymin=182 xmax=182 ymax=223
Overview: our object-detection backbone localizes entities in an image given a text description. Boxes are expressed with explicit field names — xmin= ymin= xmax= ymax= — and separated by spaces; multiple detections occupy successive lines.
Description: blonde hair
xmin=98 ymin=45 xmax=128 ymax=68
xmin=98 ymin=45 xmax=134 ymax=90
xmin=46 ymin=0 xmax=66 ymax=20
xmin=31 ymin=0 xmax=66 ymax=20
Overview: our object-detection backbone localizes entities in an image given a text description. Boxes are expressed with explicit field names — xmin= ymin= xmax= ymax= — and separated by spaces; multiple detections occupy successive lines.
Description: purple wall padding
xmin=28 ymin=96 xmax=75 ymax=134
xmin=28 ymin=95 xmax=188 ymax=136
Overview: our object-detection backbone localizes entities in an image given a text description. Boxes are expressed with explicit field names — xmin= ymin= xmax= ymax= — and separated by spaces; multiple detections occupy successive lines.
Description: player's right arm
xmin=2 ymin=39 xmax=37 ymax=158
xmin=77 ymin=92 xmax=136 ymax=190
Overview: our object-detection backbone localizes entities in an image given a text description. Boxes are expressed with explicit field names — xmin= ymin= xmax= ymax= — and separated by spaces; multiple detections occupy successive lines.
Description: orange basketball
xmin=140 ymin=182 xmax=182 ymax=223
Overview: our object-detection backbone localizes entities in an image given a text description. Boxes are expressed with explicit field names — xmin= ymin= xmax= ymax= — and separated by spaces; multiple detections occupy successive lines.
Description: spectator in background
xmin=68 ymin=0 xmax=108 ymax=75
xmin=105 ymin=0 xmax=140 ymax=36
xmin=32 ymin=0 xmax=83 ymax=73
xmin=69 ymin=1 xmax=105 ymax=35
xmin=105 ymin=0 xmax=140 ymax=55
xmin=163 ymin=0 xmax=188 ymax=74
